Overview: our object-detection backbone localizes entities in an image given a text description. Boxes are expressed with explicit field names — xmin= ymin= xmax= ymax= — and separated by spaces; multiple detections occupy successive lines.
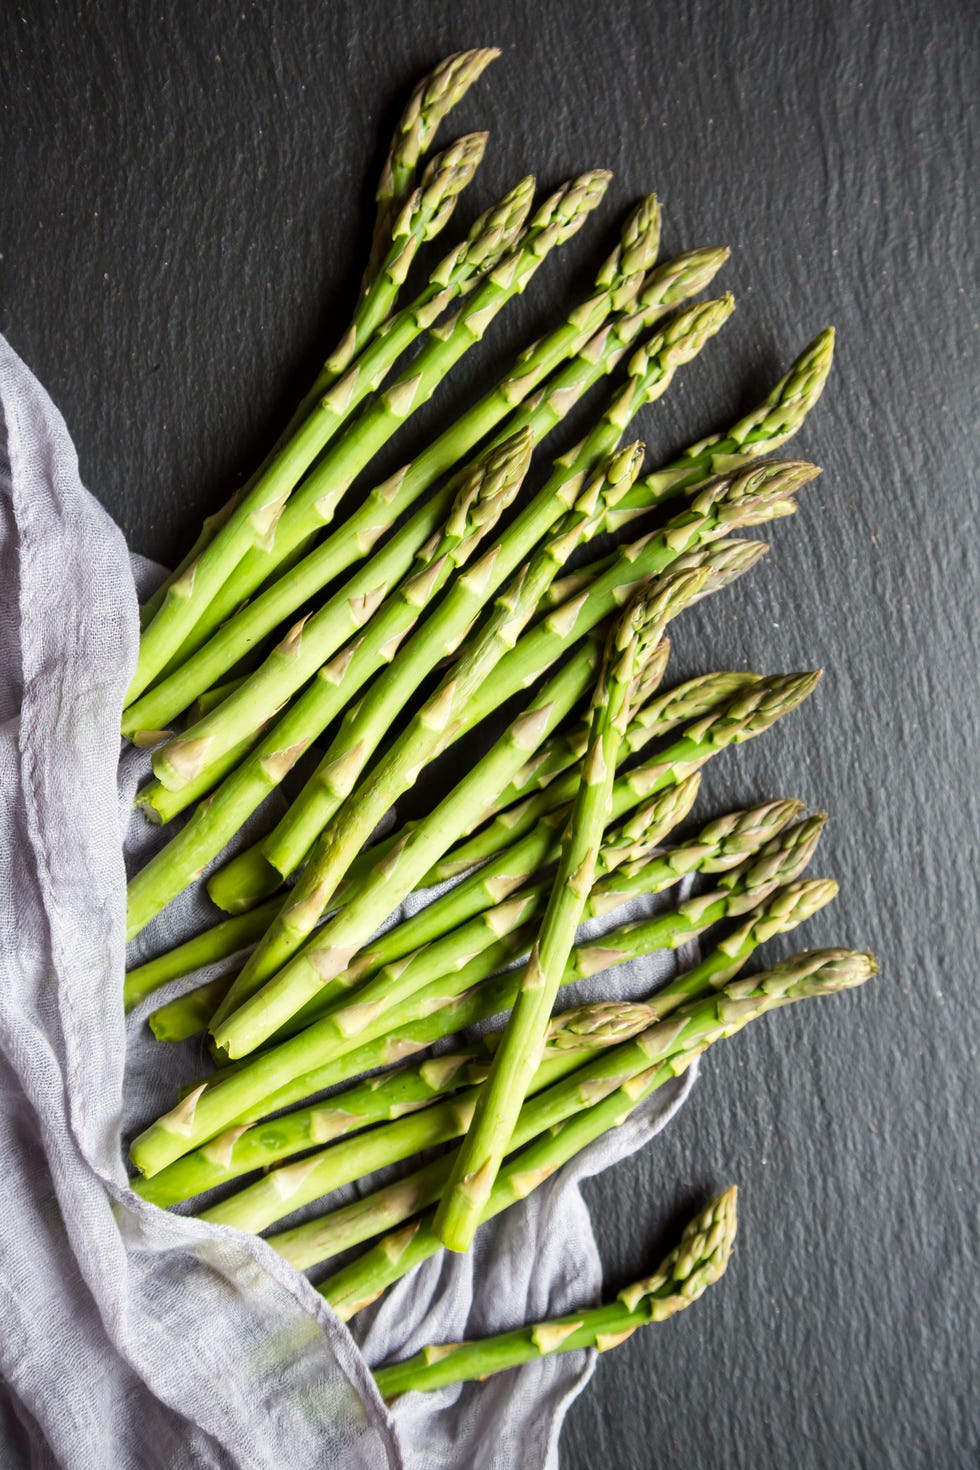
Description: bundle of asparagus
xmin=122 ymin=50 xmax=874 ymax=1405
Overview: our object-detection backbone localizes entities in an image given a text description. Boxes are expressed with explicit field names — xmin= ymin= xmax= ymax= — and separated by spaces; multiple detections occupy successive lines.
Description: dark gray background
xmin=2 ymin=1 xmax=977 ymax=1466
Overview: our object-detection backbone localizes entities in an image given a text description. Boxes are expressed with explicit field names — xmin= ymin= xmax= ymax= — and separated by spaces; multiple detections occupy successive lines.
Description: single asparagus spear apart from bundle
xmin=373 ymin=1187 xmax=737 ymax=1399
xmin=320 ymin=950 xmax=877 ymax=1319
xmin=435 ymin=578 xmax=687 ymax=1252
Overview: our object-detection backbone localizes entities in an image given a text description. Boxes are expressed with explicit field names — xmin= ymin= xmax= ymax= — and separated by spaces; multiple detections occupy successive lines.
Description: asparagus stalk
xmin=435 ymin=584 xmax=671 ymax=1251
xmin=209 ymin=450 xmax=664 ymax=1054
xmin=265 ymin=878 xmax=837 ymax=1270
xmin=334 ymin=130 xmax=491 ymax=376
xmin=360 ymin=49 xmax=501 ymax=296
xmin=128 ymin=791 xmax=821 ymax=1180
xmin=138 ymin=493 xmax=240 ymax=631
xmin=123 ymin=202 xmax=678 ymax=742
xmin=124 ymin=431 xmax=533 ymax=939
xmin=127 ymin=161 xmax=531 ymax=707
xmin=373 ymin=1187 xmax=737 ymax=1398
xmin=150 ymin=236 xmax=726 ymax=743
xmin=123 ymin=898 xmax=283 ymax=1012
xmin=143 ymin=172 xmax=609 ymax=693
xmin=142 ymin=262 xmax=735 ymax=879
xmin=319 ymin=950 xmax=876 ymax=1317
xmin=134 ymin=731 xmax=261 ymax=825
xmin=192 ymin=1001 xmax=664 ymax=1234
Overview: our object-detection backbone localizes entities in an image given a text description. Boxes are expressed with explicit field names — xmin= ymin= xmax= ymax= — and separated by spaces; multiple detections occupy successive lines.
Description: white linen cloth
xmin=0 ymin=333 xmax=696 ymax=1469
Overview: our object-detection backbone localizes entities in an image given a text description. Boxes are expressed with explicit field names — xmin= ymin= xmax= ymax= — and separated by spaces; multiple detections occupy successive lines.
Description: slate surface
xmin=1 ymin=1 xmax=977 ymax=1466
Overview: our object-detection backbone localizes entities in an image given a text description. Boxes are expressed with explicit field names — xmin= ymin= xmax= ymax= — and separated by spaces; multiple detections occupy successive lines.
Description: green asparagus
xmin=435 ymin=582 xmax=677 ymax=1251
xmin=373 ymin=1187 xmax=737 ymax=1397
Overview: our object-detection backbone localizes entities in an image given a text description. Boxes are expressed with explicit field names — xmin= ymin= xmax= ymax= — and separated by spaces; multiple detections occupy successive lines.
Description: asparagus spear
xmin=123 ymin=898 xmax=282 ymax=1012
xmin=134 ymin=732 xmax=261 ymax=825
xmin=127 ymin=163 xmax=533 ymax=706
xmin=138 ymin=493 xmax=240 ymax=631
xmin=435 ymin=584 xmax=671 ymax=1251
xmin=124 ymin=431 xmax=533 ymax=939
xmin=128 ymin=793 xmax=821 ymax=1180
xmin=145 ymin=172 xmax=609 ymax=692
xmin=192 ymin=1001 xmax=664 ymax=1234
xmin=123 ymin=202 xmax=678 ymax=741
xmin=319 ymin=950 xmax=876 ymax=1318
xmin=265 ymin=879 xmax=837 ymax=1270
xmin=361 ymin=49 xmax=501 ymax=296
xmin=209 ymin=452 xmax=667 ymax=1053
xmin=372 ymin=1187 xmax=737 ymax=1398
xmin=335 ymin=131 xmax=491 ymax=373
